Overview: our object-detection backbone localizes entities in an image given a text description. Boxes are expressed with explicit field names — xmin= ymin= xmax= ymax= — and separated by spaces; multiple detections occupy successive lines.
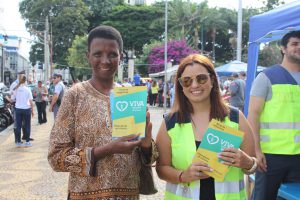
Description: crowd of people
xmin=6 ymin=71 xmax=66 ymax=148
xmin=4 ymin=25 xmax=299 ymax=200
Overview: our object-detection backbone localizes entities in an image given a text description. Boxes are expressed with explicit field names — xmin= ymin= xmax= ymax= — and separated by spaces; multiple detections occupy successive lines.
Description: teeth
xmin=192 ymin=91 xmax=202 ymax=94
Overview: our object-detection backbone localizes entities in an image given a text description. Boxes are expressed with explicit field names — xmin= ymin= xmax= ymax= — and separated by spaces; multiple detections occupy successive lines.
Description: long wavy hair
xmin=171 ymin=54 xmax=229 ymax=124
xmin=14 ymin=74 xmax=27 ymax=90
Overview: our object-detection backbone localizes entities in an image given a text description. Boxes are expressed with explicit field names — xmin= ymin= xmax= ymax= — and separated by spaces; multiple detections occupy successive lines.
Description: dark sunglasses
xmin=178 ymin=73 xmax=210 ymax=87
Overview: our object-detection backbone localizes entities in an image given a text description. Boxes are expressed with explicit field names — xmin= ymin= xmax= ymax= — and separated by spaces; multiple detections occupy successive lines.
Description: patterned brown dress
xmin=48 ymin=81 xmax=158 ymax=200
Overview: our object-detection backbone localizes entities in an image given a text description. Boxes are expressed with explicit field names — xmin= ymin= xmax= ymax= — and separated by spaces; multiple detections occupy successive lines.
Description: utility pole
xmin=44 ymin=16 xmax=50 ymax=82
xmin=237 ymin=0 xmax=243 ymax=61
xmin=163 ymin=0 xmax=168 ymax=113
xmin=1 ymin=44 xmax=4 ymax=82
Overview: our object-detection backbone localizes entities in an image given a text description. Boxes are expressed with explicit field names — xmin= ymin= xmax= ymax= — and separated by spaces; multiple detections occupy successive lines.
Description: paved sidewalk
xmin=0 ymin=107 xmax=167 ymax=200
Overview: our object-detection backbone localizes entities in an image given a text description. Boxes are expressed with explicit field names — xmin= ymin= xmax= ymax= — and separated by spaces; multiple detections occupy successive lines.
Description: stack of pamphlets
xmin=193 ymin=119 xmax=244 ymax=181
xmin=111 ymin=86 xmax=148 ymax=139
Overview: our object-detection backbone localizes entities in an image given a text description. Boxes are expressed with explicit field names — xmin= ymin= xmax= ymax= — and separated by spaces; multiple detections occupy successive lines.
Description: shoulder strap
xmin=229 ymin=106 xmax=239 ymax=123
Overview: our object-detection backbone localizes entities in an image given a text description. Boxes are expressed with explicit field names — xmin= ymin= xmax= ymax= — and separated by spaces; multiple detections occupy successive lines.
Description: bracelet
xmin=242 ymin=157 xmax=257 ymax=175
xmin=179 ymin=171 xmax=184 ymax=183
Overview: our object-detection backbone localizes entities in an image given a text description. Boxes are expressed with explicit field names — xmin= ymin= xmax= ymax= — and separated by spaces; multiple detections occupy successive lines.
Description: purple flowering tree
xmin=148 ymin=40 xmax=198 ymax=73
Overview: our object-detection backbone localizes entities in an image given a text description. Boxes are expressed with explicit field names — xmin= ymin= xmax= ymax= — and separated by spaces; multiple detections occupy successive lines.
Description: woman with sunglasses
xmin=155 ymin=54 xmax=256 ymax=200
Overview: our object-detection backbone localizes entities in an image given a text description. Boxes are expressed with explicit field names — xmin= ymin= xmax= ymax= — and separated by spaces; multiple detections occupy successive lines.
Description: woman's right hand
xmin=181 ymin=162 xmax=213 ymax=182
xmin=109 ymin=134 xmax=141 ymax=154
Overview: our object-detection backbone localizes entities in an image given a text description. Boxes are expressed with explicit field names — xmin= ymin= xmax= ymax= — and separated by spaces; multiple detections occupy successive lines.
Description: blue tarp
xmin=215 ymin=60 xmax=265 ymax=77
xmin=244 ymin=1 xmax=300 ymax=116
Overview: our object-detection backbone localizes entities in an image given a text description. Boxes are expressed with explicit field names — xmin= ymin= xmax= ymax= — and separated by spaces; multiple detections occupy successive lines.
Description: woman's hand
xmin=109 ymin=134 xmax=141 ymax=154
xmin=180 ymin=162 xmax=213 ymax=183
xmin=219 ymin=148 xmax=253 ymax=170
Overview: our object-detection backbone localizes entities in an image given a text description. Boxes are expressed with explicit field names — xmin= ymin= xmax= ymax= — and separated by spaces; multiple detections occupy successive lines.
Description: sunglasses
xmin=178 ymin=73 xmax=210 ymax=87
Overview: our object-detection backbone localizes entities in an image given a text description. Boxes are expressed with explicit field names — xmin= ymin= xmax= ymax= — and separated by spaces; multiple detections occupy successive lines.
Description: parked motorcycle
xmin=0 ymin=87 xmax=14 ymax=132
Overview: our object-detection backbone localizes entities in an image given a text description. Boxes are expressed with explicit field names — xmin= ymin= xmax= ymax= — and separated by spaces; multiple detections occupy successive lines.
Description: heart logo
xmin=207 ymin=133 xmax=219 ymax=145
xmin=116 ymin=101 xmax=128 ymax=112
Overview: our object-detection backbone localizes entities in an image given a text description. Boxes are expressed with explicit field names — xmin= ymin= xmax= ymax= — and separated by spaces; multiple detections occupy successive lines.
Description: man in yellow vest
xmin=248 ymin=31 xmax=300 ymax=200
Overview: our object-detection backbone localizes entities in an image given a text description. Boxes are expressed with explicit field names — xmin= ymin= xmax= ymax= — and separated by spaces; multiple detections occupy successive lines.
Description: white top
xmin=13 ymin=85 xmax=33 ymax=109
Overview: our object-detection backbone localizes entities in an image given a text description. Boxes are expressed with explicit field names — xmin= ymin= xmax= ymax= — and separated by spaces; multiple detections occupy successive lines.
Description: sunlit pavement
xmin=0 ymin=106 xmax=167 ymax=200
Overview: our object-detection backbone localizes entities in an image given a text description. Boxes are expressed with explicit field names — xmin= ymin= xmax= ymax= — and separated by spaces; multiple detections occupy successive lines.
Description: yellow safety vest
xmin=164 ymin=109 xmax=246 ymax=200
xmin=259 ymin=65 xmax=300 ymax=154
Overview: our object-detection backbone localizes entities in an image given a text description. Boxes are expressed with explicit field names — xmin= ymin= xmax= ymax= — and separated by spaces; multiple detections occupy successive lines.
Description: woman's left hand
xmin=219 ymin=148 xmax=253 ymax=169
xmin=140 ymin=111 xmax=152 ymax=150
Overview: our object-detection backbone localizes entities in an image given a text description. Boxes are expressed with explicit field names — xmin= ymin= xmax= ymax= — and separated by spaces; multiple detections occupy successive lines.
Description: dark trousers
xmin=150 ymin=94 xmax=158 ymax=106
xmin=36 ymin=101 xmax=47 ymax=123
xmin=15 ymin=108 xmax=31 ymax=143
xmin=158 ymin=93 xmax=163 ymax=106
xmin=12 ymin=106 xmax=25 ymax=142
xmin=252 ymin=154 xmax=300 ymax=200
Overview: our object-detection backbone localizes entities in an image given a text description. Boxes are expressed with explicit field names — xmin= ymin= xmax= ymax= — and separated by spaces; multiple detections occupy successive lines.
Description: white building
xmin=0 ymin=35 xmax=31 ymax=85
xmin=125 ymin=0 xmax=146 ymax=5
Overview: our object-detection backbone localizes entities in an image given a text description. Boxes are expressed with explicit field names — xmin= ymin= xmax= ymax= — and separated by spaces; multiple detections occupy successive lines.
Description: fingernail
xmin=210 ymin=168 xmax=214 ymax=172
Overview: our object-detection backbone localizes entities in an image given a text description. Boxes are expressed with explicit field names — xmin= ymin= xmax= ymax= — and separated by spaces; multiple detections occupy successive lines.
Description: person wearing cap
xmin=248 ymin=31 xmax=300 ymax=200
xmin=48 ymin=73 xmax=65 ymax=118
xmin=229 ymin=72 xmax=245 ymax=111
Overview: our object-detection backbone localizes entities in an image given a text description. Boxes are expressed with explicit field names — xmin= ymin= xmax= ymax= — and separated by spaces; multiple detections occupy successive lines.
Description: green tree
xmin=66 ymin=35 xmax=93 ymax=80
xmin=261 ymin=0 xmax=284 ymax=11
xmin=19 ymin=0 xmax=90 ymax=65
xmin=258 ymin=43 xmax=282 ymax=67
xmin=102 ymin=4 xmax=165 ymax=56
xmin=135 ymin=39 xmax=163 ymax=76
xmin=83 ymin=0 xmax=124 ymax=31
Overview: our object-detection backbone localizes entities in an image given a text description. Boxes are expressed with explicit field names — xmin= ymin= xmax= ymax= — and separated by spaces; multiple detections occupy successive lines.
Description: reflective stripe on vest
xmin=166 ymin=180 xmax=245 ymax=199
xmin=165 ymin=113 xmax=246 ymax=200
xmin=261 ymin=135 xmax=300 ymax=143
xmin=166 ymin=182 xmax=199 ymax=199
xmin=260 ymin=122 xmax=300 ymax=129
xmin=259 ymin=83 xmax=300 ymax=154
xmin=215 ymin=180 xmax=245 ymax=193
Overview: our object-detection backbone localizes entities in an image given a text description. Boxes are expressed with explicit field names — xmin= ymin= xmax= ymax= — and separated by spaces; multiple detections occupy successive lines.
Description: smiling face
xmin=87 ymin=38 xmax=121 ymax=81
xmin=180 ymin=63 xmax=213 ymax=105
xmin=281 ymin=37 xmax=300 ymax=64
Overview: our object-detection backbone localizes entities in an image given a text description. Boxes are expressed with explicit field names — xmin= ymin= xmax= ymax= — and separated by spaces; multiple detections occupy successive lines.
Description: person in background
xmin=229 ymin=72 xmax=245 ymax=111
xmin=12 ymin=74 xmax=34 ymax=147
xmin=122 ymin=77 xmax=132 ymax=87
xmin=156 ymin=54 xmax=256 ymax=200
xmin=133 ymin=73 xmax=141 ymax=86
xmin=150 ymin=80 xmax=158 ymax=107
xmin=48 ymin=73 xmax=65 ymax=119
xmin=157 ymin=79 xmax=164 ymax=107
xmin=9 ymin=70 xmax=34 ymax=142
xmin=48 ymin=25 xmax=158 ymax=200
xmin=170 ymin=75 xmax=176 ymax=107
xmin=239 ymin=71 xmax=246 ymax=83
xmin=248 ymin=30 xmax=300 ymax=200
xmin=33 ymin=80 xmax=48 ymax=124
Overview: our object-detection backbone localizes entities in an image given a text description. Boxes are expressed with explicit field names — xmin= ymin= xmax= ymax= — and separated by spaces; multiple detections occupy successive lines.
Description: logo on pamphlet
xmin=207 ymin=133 xmax=219 ymax=145
xmin=116 ymin=101 xmax=128 ymax=112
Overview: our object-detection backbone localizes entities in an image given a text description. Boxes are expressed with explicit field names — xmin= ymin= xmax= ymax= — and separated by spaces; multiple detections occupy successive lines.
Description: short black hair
xmin=87 ymin=25 xmax=123 ymax=53
xmin=281 ymin=30 xmax=300 ymax=47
